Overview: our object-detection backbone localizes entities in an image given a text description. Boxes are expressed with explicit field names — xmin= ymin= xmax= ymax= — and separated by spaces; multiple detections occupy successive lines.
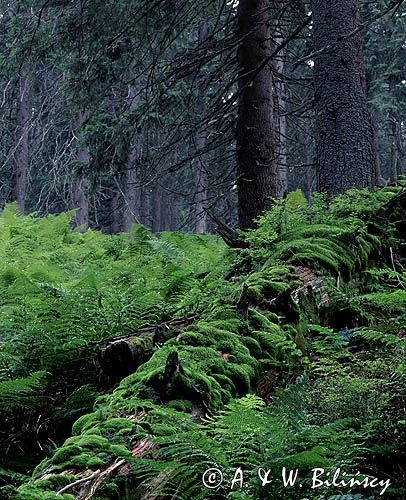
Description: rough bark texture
xmin=12 ymin=74 xmax=30 ymax=213
xmin=236 ymin=0 xmax=278 ymax=229
xmin=73 ymin=112 xmax=90 ymax=230
xmin=312 ymin=0 xmax=376 ymax=195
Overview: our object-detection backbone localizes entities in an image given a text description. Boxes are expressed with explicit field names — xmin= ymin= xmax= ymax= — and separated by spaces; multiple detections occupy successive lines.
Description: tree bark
xmin=389 ymin=74 xmax=405 ymax=182
xmin=73 ymin=112 xmax=90 ymax=230
xmin=122 ymin=162 xmax=141 ymax=232
xmin=312 ymin=0 xmax=377 ymax=196
xmin=122 ymin=85 xmax=142 ymax=232
xmin=236 ymin=0 xmax=278 ymax=229
xmin=12 ymin=73 xmax=30 ymax=213
xmin=274 ymin=32 xmax=288 ymax=199
xmin=193 ymin=131 xmax=208 ymax=232
xmin=193 ymin=21 xmax=209 ymax=233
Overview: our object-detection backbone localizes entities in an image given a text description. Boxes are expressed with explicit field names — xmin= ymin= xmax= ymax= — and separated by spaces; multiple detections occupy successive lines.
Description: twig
xmin=56 ymin=469 xmax=101 ymax=495
xmin=389 ymin=247 xmax=405 ymax=290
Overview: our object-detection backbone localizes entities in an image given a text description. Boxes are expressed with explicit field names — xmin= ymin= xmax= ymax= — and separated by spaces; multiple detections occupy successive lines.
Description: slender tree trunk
xmin=122 ymin=84 xmax=143 ymax=232
xmin=312 ymin=0 xmax=376 ymax=195
xmin=110 ymin=184 xmax=122 ymax=233
xmin=73 ymin=112 xmax=90 ymax=230
xmin=236 ymin=0 xmax=278 ymax=229
xmin=193 ymin=131 xmax=208 ymax=232
xmin=152 ymin=183 xmax=162 ymax=233
xmin=274 ymin=40 xmax=288 ymax=198
xmin=122 ymin=156 xmax=141 ymax=232
xmin=193 ymin=21 xmax=209 ymax=233
xmin=388 ymin=74 xmax=405 ymax=181
xmin=370 ymin=109 xmax=382 ymax=184
xmin=12 ymin=74 xmax=30 ymax=213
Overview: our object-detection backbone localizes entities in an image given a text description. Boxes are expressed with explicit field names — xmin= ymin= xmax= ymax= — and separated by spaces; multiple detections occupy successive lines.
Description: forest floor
xmin=0 ymin=187 xmax=405 ymax=500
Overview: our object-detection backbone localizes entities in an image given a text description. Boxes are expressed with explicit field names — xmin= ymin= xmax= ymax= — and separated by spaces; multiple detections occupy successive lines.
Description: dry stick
xmin=389 ymin=247 xmax=405 ymax=290
xmin=56 ymin=469 xmax=101 ymax=496
xmin=81 ymin=459 xmax=126 ymax=500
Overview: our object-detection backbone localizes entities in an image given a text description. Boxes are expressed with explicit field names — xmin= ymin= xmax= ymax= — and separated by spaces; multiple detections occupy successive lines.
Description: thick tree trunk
xmin=312 ymin=0 xmax=376 ymax=195
xmin=73 ymin=112 xmax=90 ymax=230
xmin=13 ymin=74 xmax=30 ymax=213
xmin=236 ymin=0 xmax=278 ymax=229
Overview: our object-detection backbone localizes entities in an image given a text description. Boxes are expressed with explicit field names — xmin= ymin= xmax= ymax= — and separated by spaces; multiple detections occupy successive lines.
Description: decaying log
xmin=98 ymin=316 xmax=198 ymax=378
xmin=98 ymin=332 xmax=154 ymax=378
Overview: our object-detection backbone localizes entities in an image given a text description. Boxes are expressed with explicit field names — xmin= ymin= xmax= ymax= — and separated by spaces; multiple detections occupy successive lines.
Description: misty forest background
xmin=0 ymin=1 xmax=405 ymax=500
xmin=1 ymin=0 xmax=404 ymax=231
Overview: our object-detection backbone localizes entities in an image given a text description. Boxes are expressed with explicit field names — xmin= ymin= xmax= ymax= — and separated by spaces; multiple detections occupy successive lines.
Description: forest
xmin=0 ymin=0 xmax=405 ymax=499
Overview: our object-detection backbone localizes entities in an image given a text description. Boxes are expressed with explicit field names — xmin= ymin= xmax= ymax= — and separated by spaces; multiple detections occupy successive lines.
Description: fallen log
xmin=98 ymin=315 xmax=198 ymax=378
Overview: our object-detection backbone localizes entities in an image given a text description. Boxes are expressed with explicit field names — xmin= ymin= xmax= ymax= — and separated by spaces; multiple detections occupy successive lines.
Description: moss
xmin=52 ymin=445 xmax=82 ymax=465
xmin=71 ymin=412 xmax=101 ymax=435
xmin=99 ymin=417 xmax=134 ymax=436
xmin=62 ymin=453 xmax=105 ymax=470
xmin=16 ymin=484 xmax=74 ymax=500
xmin=166 ymin=399 xmax=193 ymax=412
xmin=109 ymin=444 xmax=132 ymax=458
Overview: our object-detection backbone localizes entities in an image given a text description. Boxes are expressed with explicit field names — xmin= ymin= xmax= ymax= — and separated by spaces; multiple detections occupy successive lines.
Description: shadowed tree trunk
xmin=193 ymin=21 xmax=209 ymax=233
xmin=389 ymin=74 xmax=405 ymax=181
xmin=274 ymin=38 xmax=288 ymax=199
xmin=122 ymin=84 xmax=143 ymax=232
xmin=122 ymin=160 xmax=141 ymax=232
xmin=236 ymin=0 xmax=278 ymax=229
xmin=12 ymin=73 xmax=30 ymax=213
xmin=312 ymin=0 xmax=377 ymax=195
xmin=193 ymin=131 xmax=208 ymax=232
xmin=72 ymin=112 xmax=90 ymax=230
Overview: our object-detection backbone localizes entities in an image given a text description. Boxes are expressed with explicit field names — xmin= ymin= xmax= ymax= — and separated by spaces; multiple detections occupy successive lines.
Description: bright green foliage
xmin=129 ymin=391 xmax=364 ymax=499
xmin=1 ymin=187 xmax=404 ymax=499
xmin=0 ymin=203 xmax=230 ymax=456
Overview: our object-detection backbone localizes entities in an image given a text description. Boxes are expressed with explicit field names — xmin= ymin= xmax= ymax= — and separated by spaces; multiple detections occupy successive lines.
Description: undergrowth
xmin=0 ymin=187 xmax=404 ymax=499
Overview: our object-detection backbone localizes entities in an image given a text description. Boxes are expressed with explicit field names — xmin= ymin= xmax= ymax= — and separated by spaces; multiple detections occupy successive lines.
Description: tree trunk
xmin=370 ymin=109 xmax=382 ymax=185
xmin=193 ymin=21 xmax=209 ymax=233
xmin=236 ymin=0 xmax=278 ymax=229
xmin=312 ymin=0 xmax=377 ymax=196
xmin=193 ymin=131 xmax=208 ymax=232
xmin=274 ymin=31 xmax=288 ymax=199
xmin=122 ymin=84 xmax=143 ymax=232
xmin=110 ymin=183 xmax=122 ymax=233
xmin=73 ymin=112 xmax=90 ymax=230
xmin=12 ymin=74 xmax=30 ymax=213
xmin=122 ymin=160 xmax=141 ymax=232
xmin=389 ymin=83 xmax=405 ymax=182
